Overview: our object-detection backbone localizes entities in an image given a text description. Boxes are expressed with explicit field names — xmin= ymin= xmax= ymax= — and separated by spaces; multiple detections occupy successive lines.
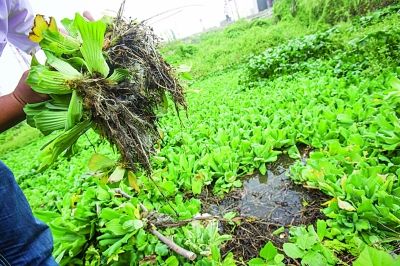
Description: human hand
xmin=13 ymin=11 xmax=94 ymax=105
xmin=12 ymin=70 xmax=48 ymax=105
xmin=83 ymin=11 xmax=95 ymax=21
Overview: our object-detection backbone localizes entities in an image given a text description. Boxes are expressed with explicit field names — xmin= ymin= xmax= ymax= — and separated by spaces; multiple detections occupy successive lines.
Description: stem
xmin=150 ymin=225 xmax=197 ymax=261
xmin=114 ymin=188 xmax=197 ymax=261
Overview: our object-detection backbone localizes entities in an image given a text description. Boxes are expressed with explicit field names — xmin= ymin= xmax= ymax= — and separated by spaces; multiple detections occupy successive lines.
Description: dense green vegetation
xmin=162 ymin=19 xmax=313 ymax=78
xmin=273 ymin=0 xmax=398 ymax=25
xmin=0 ymin=123 xmax=41 ymax=154
xmin=1 ymin=1 xmax=400 ymax=265
xmin=245 ymin=6 xmax=400 ymax=81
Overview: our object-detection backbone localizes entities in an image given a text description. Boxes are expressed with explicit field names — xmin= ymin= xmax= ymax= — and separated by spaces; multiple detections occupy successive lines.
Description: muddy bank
xmin=201 ymin=154 xmax=328 ymax=262
xmin=203 ymin=155 xmax=324 ymax=225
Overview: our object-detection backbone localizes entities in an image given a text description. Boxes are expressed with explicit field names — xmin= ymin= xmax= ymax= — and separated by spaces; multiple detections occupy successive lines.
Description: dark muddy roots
xmin=200 ymin=185 xmax=329 ymax=263
xmin=77 ymin=19 xmax=185 ymax=172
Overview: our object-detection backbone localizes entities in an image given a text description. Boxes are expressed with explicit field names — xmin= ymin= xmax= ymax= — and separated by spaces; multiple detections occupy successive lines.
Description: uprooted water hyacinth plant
xmin=24 ymin=13 xmax=185 ymax=172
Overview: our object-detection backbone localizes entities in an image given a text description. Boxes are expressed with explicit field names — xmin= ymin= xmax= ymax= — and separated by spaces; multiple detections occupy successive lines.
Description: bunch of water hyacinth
xmin=24 ymin=13 xmax=185 ymax=172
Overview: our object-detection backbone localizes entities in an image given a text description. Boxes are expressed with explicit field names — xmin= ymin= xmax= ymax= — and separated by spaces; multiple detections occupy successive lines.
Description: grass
xmin=161 ymin=19 xmax=316 ymax=78
xmin=0 ymin=123 xmax=42 ymax=155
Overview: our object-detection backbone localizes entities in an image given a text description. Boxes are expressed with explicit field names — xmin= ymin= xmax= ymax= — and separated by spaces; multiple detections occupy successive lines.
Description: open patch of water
xmin=200 ymin=152 xmax=327 ymax=261
xmin=240 ymin=157 xmax=304 ymax=224
xmin=205 ymin=155 xmax=321 ymax=226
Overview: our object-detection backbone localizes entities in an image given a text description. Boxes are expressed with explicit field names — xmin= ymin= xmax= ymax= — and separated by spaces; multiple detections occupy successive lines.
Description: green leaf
xmin=27 ymin=65 xmax=74 ymax=94
xmin=272 ymin=227 xmax=285 ymax=236
xmin=97 ymin=187 xmax=111 ymax=201
xmin=259 ymin=163 xmax=267 ymax=175
xmin=274 ymin=253 xmax=285 ymax=263
xmin=320 ymin=246 xmax=337 ymax=265
xmin=155 ymin=242 xmax=169 ymax=256
xmin=176 ymin=64 xmax=193 ymax=80
xmin=161 ymin=181 xmax=176 ymax=196
xmin=38 ymin=120 xmax=92 ymax=170
xmin=104 ymin=219 xmax=126 ymax=236
xmin=222 ymin=252 xmax=236 ymax=266
xmin=136 ymin=229 xmax=148 ymax=251
xmin=30 ymin=54 xmax=40 ymax=67
xmin=223 ymin=212 xmax=237 ymax=221
xmin=38 ymin=22 xmax=81 ymax=56
xmin=353 ymin=246 xmax=398 ymax=266
xmin=283 ymin=243 xmax=305 ymax=259
xmin=160 ymin=92 xmax=169 ymax=113
xmin=66 ymin=90 xmax=83 ymax=130
xmin=24 ymin=102 xmax=47 ymax=128
xmin=108 ymin=166 xmax=126 ymax=183
xmin=301 ymin=251 xmax=327 ymax=266
xmin=61 ymin=17 xmax=79 ymax=38
xmin=103 ymin=232 xmax=134 ymax=257
xmin=337 ymin=113 xmax=353 ymax=124
xmin=192 ymin=175 xmax=203 ymax=195
xmin=44 ymin=50 xmax=82 ymax=77
xmin=337 ymin=198 xmax=356 ymax=211
xmin=123 ymin=220 xmax=144 ymax=231
xmin=248 ymin=258 xmax=267 ymax=266
xmin=74 ymin=13 xmax=109 ymax=77
xmin=107 ymin=68 xmax=130 ymax=83
xmin=65 ymin=57 xmax=90 ymax=72
xmin=297 ymin=233 xmax=318 ymax=250
xmin=34 ymin=110 xmax=67 ymax=135
xmin=54 ymin=250 xmax=66 ymax=264
xmin=88 ymin=153 xmax=115 ymax=172
xmin=165 ymin=256 xmax=179 ymax=266
xmin=128 ymin=171 xmax=141 ymax=193
xmin=100 ymin=208 xmax=120 ymax=220
xmin=49 ymin=94 xmax=72 ymax=107
xmin=211 ymin=244 xmax=221 ymax=262
xmin=46 ymin=99 xmax=70 ymax=110
xmin=233 ymin=180 xmax=242 ymax=187
xmin=316 ymin=220 xmax=327 ymax=241
xmin=260 ymin=241 xmax=278 ymax=261
xmin=355 ymin=219 xmax=370 ymax=232
xmin=288 ymin=145 xmax=301 ymax=159
xmin=391 ymin=77 xmax=400 ymax=91
xmin=33 ymin=210 xmax=61 ymax=223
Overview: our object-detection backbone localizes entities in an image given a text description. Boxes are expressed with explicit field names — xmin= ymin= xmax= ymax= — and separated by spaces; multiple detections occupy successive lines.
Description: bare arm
xmin=0 ymin=71 xmax=48 ymax=133
xmin=0 ymin=92 xmax=26 ymax=132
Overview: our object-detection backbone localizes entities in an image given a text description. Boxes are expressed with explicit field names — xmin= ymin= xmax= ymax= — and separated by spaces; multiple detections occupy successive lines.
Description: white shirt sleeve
xmin=0 ymin=0 xmax=38 ymax=56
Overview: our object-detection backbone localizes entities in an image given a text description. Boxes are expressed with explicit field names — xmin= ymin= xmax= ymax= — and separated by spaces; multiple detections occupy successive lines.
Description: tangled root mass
xmin=77 ymin=19 xmax=185 ymax=172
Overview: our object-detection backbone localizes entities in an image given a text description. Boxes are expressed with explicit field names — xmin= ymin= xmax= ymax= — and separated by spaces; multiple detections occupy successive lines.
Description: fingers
xmin=83 ymin=11 xmax=95 ymax=21
xmin=13 ymin=70 xmax=49 ymax=104
xmin=59 ymin=28 xmax=68 ymax=35
xmin=21 ymin=70 xmax=29 ymax=80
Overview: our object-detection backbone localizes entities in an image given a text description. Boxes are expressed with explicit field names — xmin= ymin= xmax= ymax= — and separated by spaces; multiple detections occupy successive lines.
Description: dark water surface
xmin=208 ymin=156 xmax=316 ymax=225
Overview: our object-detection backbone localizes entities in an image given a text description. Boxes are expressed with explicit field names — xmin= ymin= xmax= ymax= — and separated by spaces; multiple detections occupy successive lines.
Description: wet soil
xmin=200 ymin=154 xmax=328 ymax=263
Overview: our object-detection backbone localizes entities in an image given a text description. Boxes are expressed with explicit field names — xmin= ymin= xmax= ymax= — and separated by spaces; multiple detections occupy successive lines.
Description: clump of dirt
xmin=77 ymin=4 xmax=185 ymax=172
xmin=200 ymin=154 xmax=328 ymax=263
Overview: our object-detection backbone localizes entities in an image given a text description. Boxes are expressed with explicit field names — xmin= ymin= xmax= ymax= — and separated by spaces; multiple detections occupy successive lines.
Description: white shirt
xmin=0 ymin=0 xmax=37 ymax=56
